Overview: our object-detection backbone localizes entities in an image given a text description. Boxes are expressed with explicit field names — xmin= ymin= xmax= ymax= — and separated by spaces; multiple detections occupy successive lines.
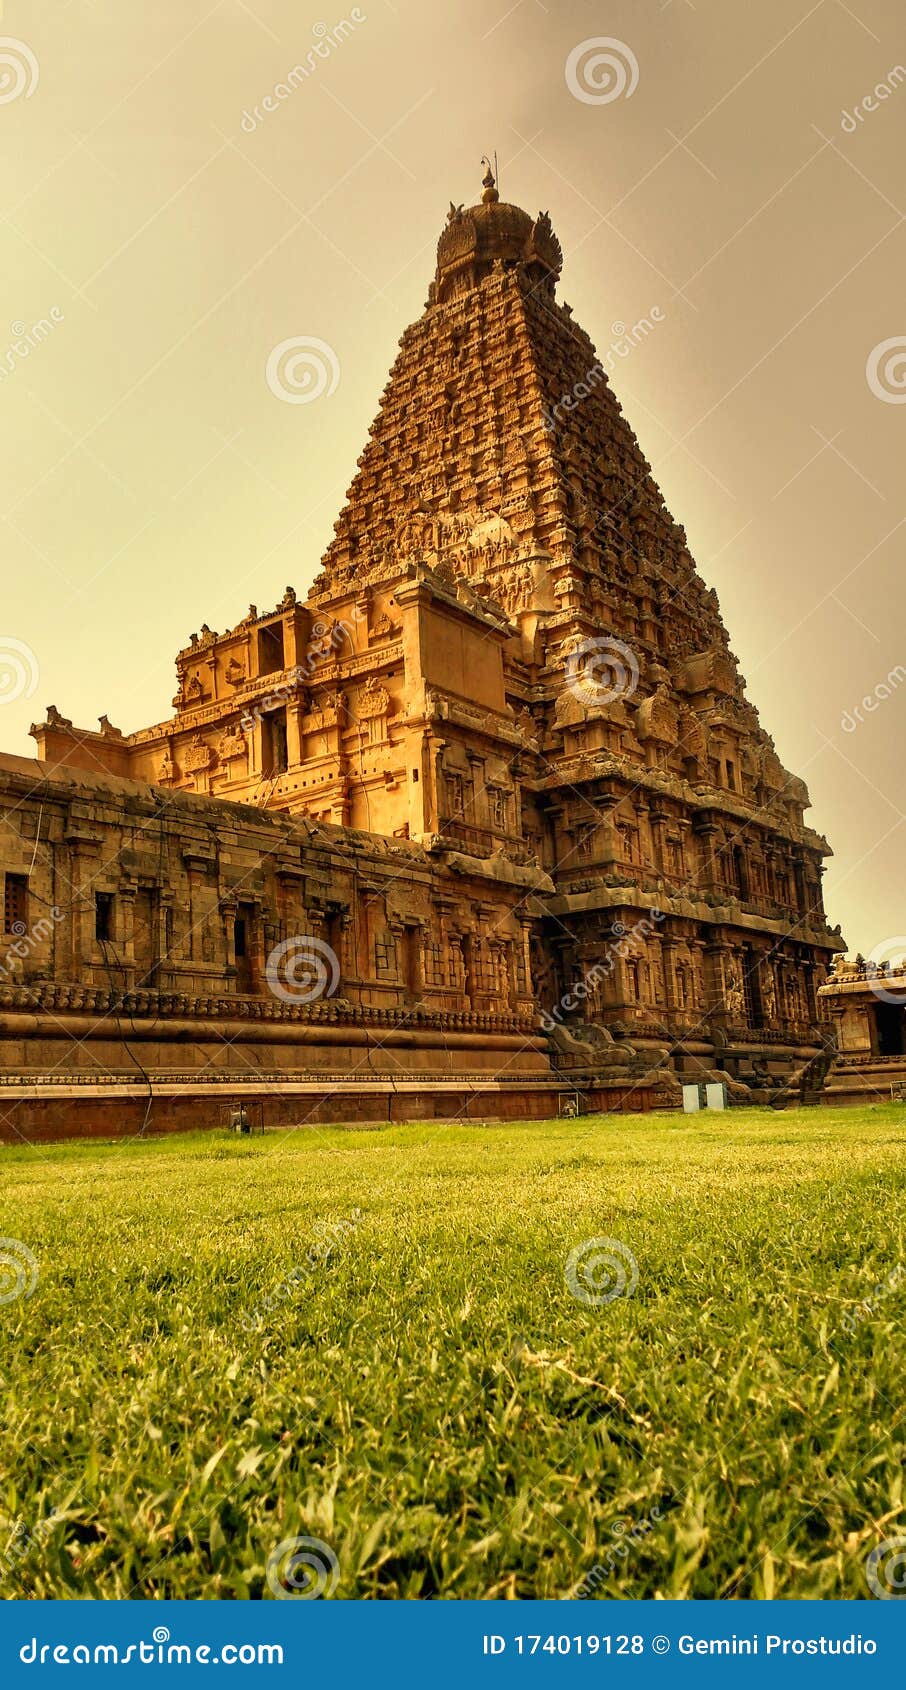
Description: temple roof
xmin=431 ymin=163 xmax=562 ymax=303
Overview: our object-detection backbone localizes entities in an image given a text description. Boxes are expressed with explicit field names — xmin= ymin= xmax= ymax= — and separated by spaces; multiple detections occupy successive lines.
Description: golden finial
xmin=480 ymin=155 xmax=499 ymax=204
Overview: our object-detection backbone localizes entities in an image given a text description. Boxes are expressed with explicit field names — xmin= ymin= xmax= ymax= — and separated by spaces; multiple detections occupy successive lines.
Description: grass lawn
xmin=2 ymin=1105 xmax=905 ymax=1600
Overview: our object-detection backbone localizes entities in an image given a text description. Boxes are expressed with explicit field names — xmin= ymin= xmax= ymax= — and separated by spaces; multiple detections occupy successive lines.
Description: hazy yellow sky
xmin=1 ymin=0 xmax=904 ymax=953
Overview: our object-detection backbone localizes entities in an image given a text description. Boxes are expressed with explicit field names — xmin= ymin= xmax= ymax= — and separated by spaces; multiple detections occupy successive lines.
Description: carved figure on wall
xmin=724 ymin=958 xmax=744 ymax=1018
xmin=218 ymin=728 xmax=247 ymax=762
xmin=185 ymin=734 xmax=214 ymax=772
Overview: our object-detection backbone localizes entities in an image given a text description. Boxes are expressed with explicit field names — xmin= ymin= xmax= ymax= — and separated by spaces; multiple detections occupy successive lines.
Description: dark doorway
xmin=257 ymin=622 xmax=285 ymax=676
xmin=262 ymin=707 xmax=288 ymax=776
xmin=234 ymin=904 xmax=256 ymax=993
xmin=95 ymin=892 xmax=114 ymax=943
xmin=732 ymin=846 xmax=749 ymax=900
xmin=875 ymin=1002 xmax=905 ymax=1056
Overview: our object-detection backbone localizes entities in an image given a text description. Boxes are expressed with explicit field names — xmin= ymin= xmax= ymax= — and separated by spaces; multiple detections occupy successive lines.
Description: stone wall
xmin=0 ymin=750 xmax=584 ymax=1139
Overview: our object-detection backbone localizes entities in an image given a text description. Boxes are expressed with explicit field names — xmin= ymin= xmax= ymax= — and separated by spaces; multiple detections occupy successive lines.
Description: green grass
xmin=2 ymin=1106 xmax=905 ymax=1599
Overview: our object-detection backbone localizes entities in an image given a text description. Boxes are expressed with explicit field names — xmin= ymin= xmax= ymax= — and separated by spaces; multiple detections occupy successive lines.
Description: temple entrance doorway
xmin=874 ymin=1001 xmax=905 ymax=1056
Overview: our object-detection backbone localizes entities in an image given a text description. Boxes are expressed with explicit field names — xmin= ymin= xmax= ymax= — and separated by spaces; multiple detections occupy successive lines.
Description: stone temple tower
xmin=300 ymin=163 xmax=842 ymax=1090
xmin=24 ymin=165 xmax=843 ymax=1114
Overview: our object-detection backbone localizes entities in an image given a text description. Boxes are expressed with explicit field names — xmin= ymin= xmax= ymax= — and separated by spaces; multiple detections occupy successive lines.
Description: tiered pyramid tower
xmin=31 ymin=165 xmax=842 ymax=1097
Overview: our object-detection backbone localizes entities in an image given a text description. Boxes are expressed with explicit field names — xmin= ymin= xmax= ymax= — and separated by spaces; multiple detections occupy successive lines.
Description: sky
xmin=1 ymin=0 xmax=904 ymax=955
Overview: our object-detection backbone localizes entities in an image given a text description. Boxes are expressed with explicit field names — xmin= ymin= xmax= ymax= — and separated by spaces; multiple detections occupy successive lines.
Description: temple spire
xmin=480 ymin=157 xmax=499 ymax=205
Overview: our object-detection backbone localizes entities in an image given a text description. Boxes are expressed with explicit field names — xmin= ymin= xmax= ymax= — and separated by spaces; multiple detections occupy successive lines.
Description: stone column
xmin=67 ymin=842 xmax=100 ymax=975
xmin=118 ymin=881 xmax=137 ymax=989
xmin=704 ymin=940 xmax=733 ymax=1021
xmin=286 ymin=701 xmax=304 ymax=770
xmin=220 ymin=895 xmax=238 ymax=976
xmin=515 ymin=914 xmax=533 ymax=996
xmin=660 ymin=933 xmax=675 ymax=1012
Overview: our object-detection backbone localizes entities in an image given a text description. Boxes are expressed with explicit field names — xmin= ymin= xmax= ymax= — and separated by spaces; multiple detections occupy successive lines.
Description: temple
xmin=0 ymin=166 xmax=850 ymax=1139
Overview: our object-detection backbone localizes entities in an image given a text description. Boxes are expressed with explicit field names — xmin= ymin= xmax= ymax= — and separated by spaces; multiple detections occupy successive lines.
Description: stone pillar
xmin=446 ymin=930 xmax=465 ymax=998
xmin=704 ymin=940 xmax=733 ymax=1021
xmin=650 ymin=806 xmax=669 ymax=874
xmin=220 ymin=895 xmax=238 ymax=975
xmin=156 ymin=890 xmax=176 ymax=985
xmin=333 ymin=909 xmax=354 ymax=988
xmin=660 ymin=934 xmax=675 ymax=1011
xmin=689 ymin=937 xmax=707 ymax=1014
xmin=515 ymin=914 xmax=533 ymax=996
xmin=68 ymin=844 xmax=100 ymax=974
xmin=465 ymin=749 xmax=484 ymax=831
xmin=694 ymin=819 xmax=721 ymax=895
xmin=286 ymin=702 xmax=304 ymax=770
xmin=119 ymin=881 xmax=137 ymax=988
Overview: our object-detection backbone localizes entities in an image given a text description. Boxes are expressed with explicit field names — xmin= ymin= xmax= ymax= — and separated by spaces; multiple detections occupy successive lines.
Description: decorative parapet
xmin=819 ymin=955 xmax=906 ymax=997
xmin=0 ymin=979 xmax=539 ymax=1035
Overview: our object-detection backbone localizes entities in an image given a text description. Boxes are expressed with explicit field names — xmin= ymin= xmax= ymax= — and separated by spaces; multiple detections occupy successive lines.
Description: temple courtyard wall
xmin=0 ymin=744 xmax=871 ymax=1141
xmin=0 ymin=751 xmax=670 ymax=1141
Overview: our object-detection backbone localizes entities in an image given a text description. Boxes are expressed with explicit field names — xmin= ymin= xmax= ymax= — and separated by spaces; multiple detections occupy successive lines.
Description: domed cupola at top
xmin=430 ymin=163 xmax=563 ymax=305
